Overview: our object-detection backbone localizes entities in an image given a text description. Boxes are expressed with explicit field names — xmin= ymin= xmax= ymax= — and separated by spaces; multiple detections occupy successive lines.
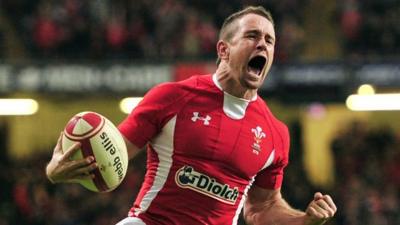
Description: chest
xmin=171 ymin=96 xmax=278 ymax=179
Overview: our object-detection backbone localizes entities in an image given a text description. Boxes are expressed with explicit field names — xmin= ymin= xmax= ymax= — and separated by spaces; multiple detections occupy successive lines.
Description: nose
xmin=256 ymin=39 xmax=267 ymax=51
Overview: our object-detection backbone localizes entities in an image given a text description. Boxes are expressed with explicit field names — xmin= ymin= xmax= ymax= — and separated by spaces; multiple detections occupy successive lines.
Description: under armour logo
xmin=191 ymin=112 xmax=211 ymax=125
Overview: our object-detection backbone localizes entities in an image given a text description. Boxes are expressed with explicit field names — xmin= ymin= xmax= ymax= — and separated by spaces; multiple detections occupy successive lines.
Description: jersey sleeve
xmin=254 ymin=121 xmax=290 ymax=189
xmin=118 ymin=82 xmax=184 ymax=148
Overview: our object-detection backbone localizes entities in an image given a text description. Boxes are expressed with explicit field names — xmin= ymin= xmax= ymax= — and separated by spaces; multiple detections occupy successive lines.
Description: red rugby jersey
xmin=118 ymin=74 xmax=290 ymax=225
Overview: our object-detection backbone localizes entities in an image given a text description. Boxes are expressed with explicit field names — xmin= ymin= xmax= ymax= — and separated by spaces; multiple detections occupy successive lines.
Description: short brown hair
xmin=216 ymin=6 xmax=274 ymax=65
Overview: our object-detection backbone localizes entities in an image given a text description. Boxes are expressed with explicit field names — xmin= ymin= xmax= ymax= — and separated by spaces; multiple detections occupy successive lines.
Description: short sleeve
xmin=254 ymin=157 xmax=288 ymax=189
xmin=254 ymin=121 xmax=290 ymax=189
xmin=118 ymin=83 xmax=181 ymax=148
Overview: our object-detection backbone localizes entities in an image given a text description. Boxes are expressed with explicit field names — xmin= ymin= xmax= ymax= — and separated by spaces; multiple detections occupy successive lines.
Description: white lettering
xmin=175 ymin=166 xmax=239 ymax=205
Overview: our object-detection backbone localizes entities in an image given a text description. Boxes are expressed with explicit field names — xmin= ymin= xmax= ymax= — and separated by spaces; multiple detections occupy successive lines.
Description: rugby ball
xmin=62 ymin=111 xmax=128 ymax=192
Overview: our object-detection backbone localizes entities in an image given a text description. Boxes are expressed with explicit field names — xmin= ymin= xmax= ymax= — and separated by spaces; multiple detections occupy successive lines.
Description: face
xmin=219 ymin=14 xmax=275 ymax=91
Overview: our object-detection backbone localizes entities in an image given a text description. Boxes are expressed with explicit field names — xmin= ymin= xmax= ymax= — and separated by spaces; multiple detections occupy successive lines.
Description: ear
xmin=217 ymin=40 xmax=229 ymax=61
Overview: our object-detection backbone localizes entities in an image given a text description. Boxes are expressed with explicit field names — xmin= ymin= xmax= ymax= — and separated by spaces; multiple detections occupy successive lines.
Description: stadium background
xmin=0 ymin=0 xmax=399 ymax=224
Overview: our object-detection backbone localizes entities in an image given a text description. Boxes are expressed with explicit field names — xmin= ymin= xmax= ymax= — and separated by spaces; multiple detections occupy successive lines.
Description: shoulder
xmin=256 ymin=99 xmax=289 ymax=136
xmin=141 ymin=74 xmax=213 ymax=108
xmin=175 ymin=74 xmax=215 ymax=92
xmin=149 ymin=74 xmax=212 ymax=95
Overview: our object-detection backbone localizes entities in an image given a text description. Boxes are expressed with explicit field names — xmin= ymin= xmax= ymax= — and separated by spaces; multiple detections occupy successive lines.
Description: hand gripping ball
xmin=62 ymin=111 xmax=128 ymax=192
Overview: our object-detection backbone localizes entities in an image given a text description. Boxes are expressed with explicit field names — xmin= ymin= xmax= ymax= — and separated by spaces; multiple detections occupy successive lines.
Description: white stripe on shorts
xmin=116 ymin=217 xmax=146 ymax=225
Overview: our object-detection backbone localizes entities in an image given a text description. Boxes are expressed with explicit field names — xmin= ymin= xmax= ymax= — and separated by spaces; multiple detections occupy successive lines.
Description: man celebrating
xmin=46 ymin=6 xmax=337 ymax=225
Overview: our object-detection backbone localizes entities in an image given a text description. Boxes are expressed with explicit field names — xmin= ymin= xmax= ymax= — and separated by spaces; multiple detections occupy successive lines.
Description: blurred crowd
xmin=0 ymin=149 xmax=147 ymax=225
xmin=0 ymin=0 xmax=303 ymax=61
xmin=331 ymin=121 xmax=400 ymax=225
xmin=0 ymin=0 xmax=399 ymax=224
xmin=1 ymin=120 xmax=399 ymax=225
xmin=1 ymin=0 xmax=397 ymax=63
xmin=0 ymin=0 xmax=311 ymax=62
xmin=339 ymin=0 xmax=400 ymax=60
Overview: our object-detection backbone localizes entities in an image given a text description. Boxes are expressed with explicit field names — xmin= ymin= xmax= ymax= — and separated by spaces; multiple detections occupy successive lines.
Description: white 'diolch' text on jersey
xmin=175 ymin=165 xmax=239 ymax=205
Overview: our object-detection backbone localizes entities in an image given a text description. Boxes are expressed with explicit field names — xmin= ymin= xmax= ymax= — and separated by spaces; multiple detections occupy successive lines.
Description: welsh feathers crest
xmin=251 ymin=126 xmax=266 ymax=155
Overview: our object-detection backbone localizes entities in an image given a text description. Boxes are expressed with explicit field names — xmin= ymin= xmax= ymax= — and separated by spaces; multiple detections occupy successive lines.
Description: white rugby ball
xmin=62 ymin=111 xmax=128 ymax=192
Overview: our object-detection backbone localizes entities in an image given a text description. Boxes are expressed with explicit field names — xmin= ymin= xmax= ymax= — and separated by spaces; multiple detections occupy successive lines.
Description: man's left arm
xmin=243 ymin=186 xmax=337 ymax=225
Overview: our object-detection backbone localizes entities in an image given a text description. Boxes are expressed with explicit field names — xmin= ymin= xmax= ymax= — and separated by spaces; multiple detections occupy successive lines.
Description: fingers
xmin=53 ymin=132 xmax=64 ymax=154
xmin=57 ymin=137 xmax=91 ymax=165
xmin=61 ymin=142 xmax=82 ymax=162
xmin=323 ymin=195 xmax=337 ymax=213
xmin=48 ymin=132 xmax=100 ymax=184
xmin=306 ymin=193 xmax=337 ymax=221
xmin=65 ymin=156 xmax=96 ymax=170
xmin=50 ymin=159 xmax=98 ymax=183
xmin=314 ymin=192 xmax=323 ymax=200
xmin=70 ymin=165 xmax=97 ymax=178
xmin=315 ymin=198 xmax=335 ymax=217
xmin=66 ymin=164 xmax=97 ymax=183
xmin=307 ymin=205 xmax=326 ymax=219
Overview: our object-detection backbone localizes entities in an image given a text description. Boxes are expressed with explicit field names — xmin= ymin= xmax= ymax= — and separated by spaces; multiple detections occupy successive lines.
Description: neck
xmin=224 ymin=80 xmax=257 ymax=100
xmin=214 ymin=70 xmax=257 ymax=101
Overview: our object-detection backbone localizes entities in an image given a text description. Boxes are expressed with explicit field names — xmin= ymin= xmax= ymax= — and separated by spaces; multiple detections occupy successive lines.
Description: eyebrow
xmin=244 ymin=29 xmax=275 ymax=42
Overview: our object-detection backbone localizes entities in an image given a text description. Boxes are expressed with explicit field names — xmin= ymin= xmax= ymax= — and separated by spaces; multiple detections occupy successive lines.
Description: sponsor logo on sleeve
xmin=175 ymin=166 xmax=239 ymax=205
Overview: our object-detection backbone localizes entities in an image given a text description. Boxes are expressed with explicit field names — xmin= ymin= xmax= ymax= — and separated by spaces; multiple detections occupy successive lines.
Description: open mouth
xmin=247 ymin=55 xmax=266 ymax=76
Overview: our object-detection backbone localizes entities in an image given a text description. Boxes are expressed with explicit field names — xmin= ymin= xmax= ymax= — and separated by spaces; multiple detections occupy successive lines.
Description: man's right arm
xmin=46 ymin=81 xmax=179 ymax=184
xmin=123 ymin=136 xmax=142 ymax=159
